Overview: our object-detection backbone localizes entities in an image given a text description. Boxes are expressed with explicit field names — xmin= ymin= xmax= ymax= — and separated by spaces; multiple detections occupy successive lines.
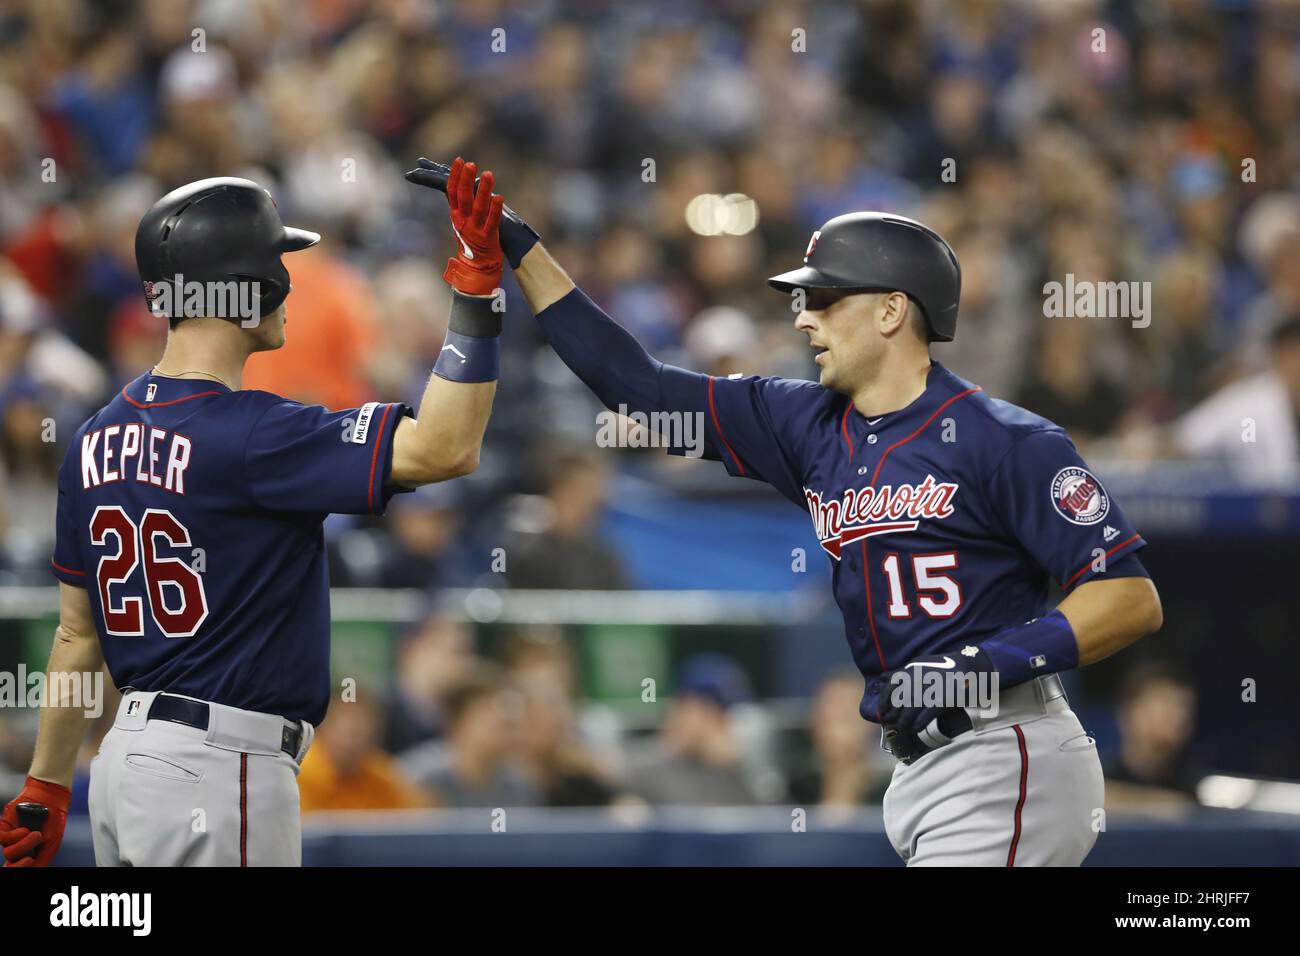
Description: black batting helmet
xmin=135 ymin=177 xmax=320 ymax=323
xmin=767 ymin=212 xmax=961 ymax=342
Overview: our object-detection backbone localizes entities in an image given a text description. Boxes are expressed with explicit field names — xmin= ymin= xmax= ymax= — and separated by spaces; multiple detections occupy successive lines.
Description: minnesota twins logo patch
xmin=1051 ymin=466 xmax=1109 ymax=525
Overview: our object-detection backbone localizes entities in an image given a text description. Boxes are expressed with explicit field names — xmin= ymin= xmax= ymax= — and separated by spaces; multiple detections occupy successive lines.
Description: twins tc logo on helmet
xmin=1051 ymin=466 xmax=1109 ymax=525
xmin=804 ymin=231 xmax=820 ymax=262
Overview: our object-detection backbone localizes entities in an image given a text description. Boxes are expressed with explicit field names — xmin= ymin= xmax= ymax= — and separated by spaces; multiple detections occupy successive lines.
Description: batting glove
xmin=1 ymin=776 xmax=71 ymax=867
xmin=872 ymin=646 xmax=996 ymax=731
xmin=405 ymin=157 xmax=540 ymax=269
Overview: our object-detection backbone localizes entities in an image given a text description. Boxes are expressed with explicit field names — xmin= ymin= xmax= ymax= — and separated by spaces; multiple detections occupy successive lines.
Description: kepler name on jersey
xmin=80 ymin=424 xmax=192 ymax=494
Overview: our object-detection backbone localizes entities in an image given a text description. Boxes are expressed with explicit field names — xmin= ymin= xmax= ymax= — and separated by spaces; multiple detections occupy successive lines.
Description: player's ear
xmin=879 ymin=291 xmax=910 ymax=337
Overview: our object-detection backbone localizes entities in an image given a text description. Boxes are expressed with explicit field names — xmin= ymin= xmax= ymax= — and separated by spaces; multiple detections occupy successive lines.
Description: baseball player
xmin=0 ymin=165 xmax=507 ymax=866
xmin=407 ymin=159 xmax=1163 ymax=866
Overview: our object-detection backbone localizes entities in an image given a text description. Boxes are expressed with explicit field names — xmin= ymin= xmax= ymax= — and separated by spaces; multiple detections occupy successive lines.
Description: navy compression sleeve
xmin=535 ymin=287 xmax=670 ymax=414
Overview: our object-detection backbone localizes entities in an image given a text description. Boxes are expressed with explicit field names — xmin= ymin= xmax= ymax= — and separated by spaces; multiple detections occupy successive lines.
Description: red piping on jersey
xmin=239 ymin=752 xmax=249 ymax=867
xmin=1062 ymin=534 xmax=1141 ymax=590
xmin=869 ymin=387 xmax=981 ymax=485
xmin=841 ymin=402 xmax=855 ymax=459
xmin=121 ymin=387 xmax=223 ymax=409
xmin=366 ymin=403 xmax=395 ymax=512
xmin=707 ymin=377 xmax=745 ymax=476
xmin=860 ymin=386 xmax=981 ymax=670
xmin=862 ymin=541 xmax=887 ymax=670
xmin=50 ymin=558 xmax=85 ymax=576
xmin=1007 ymin=724 xmax=1028 ymax=867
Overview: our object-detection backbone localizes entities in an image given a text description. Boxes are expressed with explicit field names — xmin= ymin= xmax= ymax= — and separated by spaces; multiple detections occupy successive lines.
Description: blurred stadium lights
xmin=1197 ymin=775 xmax=1300 ymax=814
xmin=685 ymin=193 xmax=760 ymax=236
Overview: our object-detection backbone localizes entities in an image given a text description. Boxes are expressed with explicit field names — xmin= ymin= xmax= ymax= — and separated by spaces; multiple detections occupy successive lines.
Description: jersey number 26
xmin=89 ymin=505 xmax=209 ymax=638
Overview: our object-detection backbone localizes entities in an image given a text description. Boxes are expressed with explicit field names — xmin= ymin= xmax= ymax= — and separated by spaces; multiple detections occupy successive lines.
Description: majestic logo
xmin=804 ymin=230 xmax=820 ymax=262
xmin=1050 ymin=466 xmax=1109 ymax=525
xmin=804 ymin=475 xmax=959 ymax=560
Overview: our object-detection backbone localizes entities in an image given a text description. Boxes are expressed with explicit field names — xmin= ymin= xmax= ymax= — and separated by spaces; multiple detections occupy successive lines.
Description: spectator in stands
xmin=382 ymin=611 xmax=477 ymax=755
xmin=400 ymin=664 xmax=540 ymax=809
xmin=502 ymin=628 xmax=624 ymax=806
xmin=504 ymin=449 xmax=629 ymax=591
xmin=375 ymin=482 xmax=464 ymax=590
xmin=299 ymin=695 xmax=428 ymax=813
xmin=625 ymin=655 xmax=761 ymax=807
xmin=501 ymin=626 xmax=577 ymax=696
xmin=241 ymin=242 xmax=381 ymax=411
xmin=1013 ymin=317 xmax=1127 ymax=450
xmin=1172 ymin=316 xmax=1300 ymax=488
xmin=0 ymin=379 xmax=61 ymax=578
xmin=1104 ymin=662 xmax=1202 ymax=810
xmin=789 ymin=669 xmax=891 ymax=809
xmin=0 ymin=711 xmax=33 ymax=800
xmin=516 ymin=673 xmax=622 ymax=807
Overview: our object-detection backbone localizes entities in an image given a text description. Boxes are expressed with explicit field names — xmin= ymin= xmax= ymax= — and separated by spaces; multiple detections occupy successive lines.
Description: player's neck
xmin=850 ymin=353 xmax=931 ymax=418
xmin=155 ymin=320 xmax=252 ymax=391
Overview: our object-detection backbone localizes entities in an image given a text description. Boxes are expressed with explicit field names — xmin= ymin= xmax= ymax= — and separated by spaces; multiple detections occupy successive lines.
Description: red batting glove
xmin=442 ymin=157 xmax=506 ymax=296
xmin=1 ymin=776 xmax=71 ymax=867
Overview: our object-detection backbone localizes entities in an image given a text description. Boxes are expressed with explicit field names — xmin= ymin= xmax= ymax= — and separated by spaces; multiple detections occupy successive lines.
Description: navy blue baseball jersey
xmin=662 ymin=360 xmax=1146 ymax=717
xmin=50 ymin=372 xmax=412 ymax=725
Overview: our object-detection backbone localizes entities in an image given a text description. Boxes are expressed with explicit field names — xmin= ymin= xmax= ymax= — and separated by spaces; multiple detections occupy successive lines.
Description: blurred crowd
xmin=0 ymin=0 xmax=1295 ymax=809
xmin=3 ymin=0 xmax=1300 ymax=582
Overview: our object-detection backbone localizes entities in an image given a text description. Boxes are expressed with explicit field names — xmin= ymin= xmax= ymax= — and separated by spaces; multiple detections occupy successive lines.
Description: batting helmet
xmin=135 ymin=177 xmax=320 ymax=322
xmin=767 ymin=212 xmax=961 ymax=342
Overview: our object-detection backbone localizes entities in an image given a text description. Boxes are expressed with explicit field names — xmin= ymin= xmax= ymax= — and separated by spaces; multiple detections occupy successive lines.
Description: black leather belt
xmin=882 ymin=709 xmax=973 ymax=765
xmin=146 ymin=693 xmax=303 ymax=757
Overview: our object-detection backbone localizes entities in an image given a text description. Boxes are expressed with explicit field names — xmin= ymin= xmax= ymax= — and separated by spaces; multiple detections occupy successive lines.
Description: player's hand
xmin=873 ymin=646 xmax=996 ymax=731
xmin=1 ymin=777 xmax=71 ymax=867
xmin=427 ymin=157 xmax=505 ymax=296
xmin=405 ymin=157 xmax=540 ymax=269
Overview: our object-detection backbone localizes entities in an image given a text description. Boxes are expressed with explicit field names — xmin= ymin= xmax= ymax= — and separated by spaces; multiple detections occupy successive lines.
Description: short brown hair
xmin=441 ymin=663 xmax=506 ymax=727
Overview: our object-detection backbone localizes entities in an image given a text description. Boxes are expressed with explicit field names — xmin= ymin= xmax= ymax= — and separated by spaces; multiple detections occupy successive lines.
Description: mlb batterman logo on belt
xmin=1051 ymin=466 xmax=1110 ymax=525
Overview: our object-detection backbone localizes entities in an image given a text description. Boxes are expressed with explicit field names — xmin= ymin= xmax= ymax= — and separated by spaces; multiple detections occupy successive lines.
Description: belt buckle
xmin=882 ymin=725 xmax=925 ymax=765
xmin=281 ymin=721 xmax=302 ymax=757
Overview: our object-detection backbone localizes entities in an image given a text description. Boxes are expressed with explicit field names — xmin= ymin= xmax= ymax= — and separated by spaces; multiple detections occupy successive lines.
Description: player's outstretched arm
xmin=391 ymin=159 xmax=504 ymax=487
xmin=405 ymin=158 xmax=689 ymax=421
xmin=0 ymin=582 xmax=100 ymax=866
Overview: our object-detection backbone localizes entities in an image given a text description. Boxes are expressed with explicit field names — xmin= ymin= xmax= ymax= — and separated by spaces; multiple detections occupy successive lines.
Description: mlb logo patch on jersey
xmin=1050 ymin=466 xmax=1109 ymax=526
xmin=145 ymin=383 xmax=157 ymax=403
xmin=126 ymin=699 xmax=142 ymax=716
xmin=351 ymin=402 xmax=379 ymax=444
xmin=1030 ymin=654 xmax=1047 ymax=669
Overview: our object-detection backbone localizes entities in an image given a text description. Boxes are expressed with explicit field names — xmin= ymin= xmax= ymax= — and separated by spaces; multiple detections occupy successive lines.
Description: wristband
xmin=978 ymin=609 xmax=1078 ymax=689
xmin=501 ymin=213 xmax=540 ymax=269
xmin=447 ymin=290 xmax=503 ymax=338
xmin=435 ymin=292 xmax=501 ymax=383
